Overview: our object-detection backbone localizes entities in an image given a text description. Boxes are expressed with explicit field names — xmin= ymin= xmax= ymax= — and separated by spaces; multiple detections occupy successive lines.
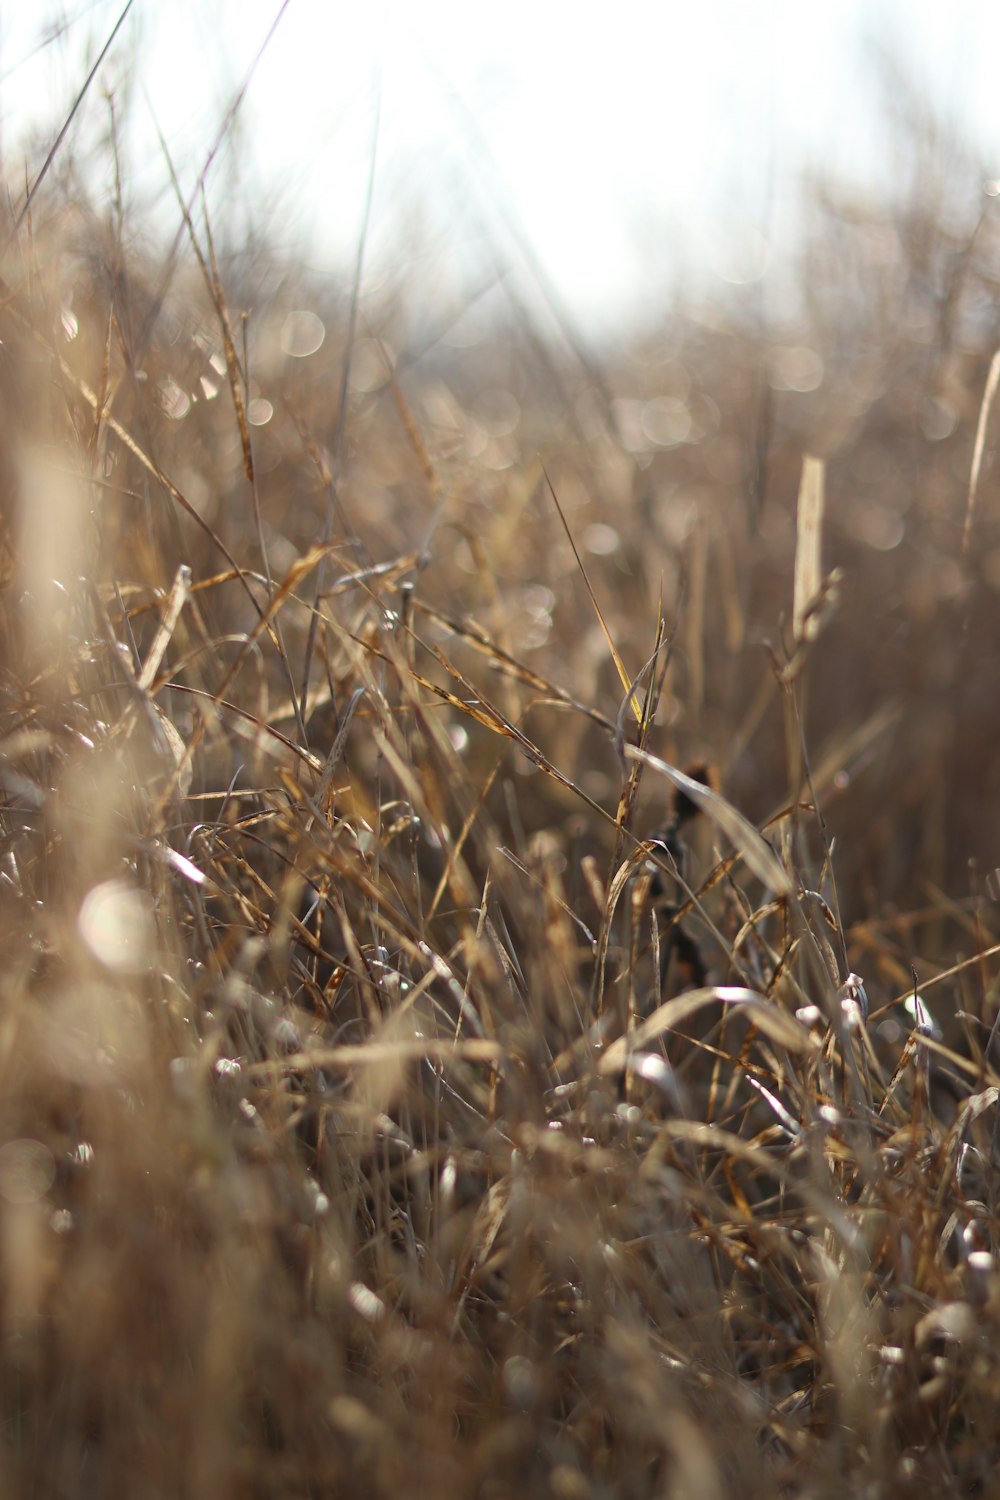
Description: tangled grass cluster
xmin=1 ymin=116 xmax=1000 ymax=1498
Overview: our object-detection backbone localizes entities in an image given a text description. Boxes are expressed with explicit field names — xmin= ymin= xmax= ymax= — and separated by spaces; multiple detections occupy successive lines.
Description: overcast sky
xmin=2 ymin=1 xmax=999 ymax=339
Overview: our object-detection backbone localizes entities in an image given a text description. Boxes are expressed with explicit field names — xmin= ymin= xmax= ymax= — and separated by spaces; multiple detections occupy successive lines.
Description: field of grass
xmin=2 ymin=77 xmax=1000 ymax=1498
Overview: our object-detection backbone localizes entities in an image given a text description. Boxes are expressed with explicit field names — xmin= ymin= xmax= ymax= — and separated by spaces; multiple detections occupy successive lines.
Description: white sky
xmin=2 ymin=1 xmax=1000 ymax=340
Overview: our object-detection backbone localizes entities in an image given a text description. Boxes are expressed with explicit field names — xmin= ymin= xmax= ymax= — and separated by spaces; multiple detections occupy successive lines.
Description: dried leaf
xmin=964 ymin=348 xmax=1000 ymax=554
xmin=794 ymin=455 xmax=825 ymax=643
xmin=625 ymin=745 xmax=792 ymax=894
xmin=599 ymin=985 xmax=814 ymax=1074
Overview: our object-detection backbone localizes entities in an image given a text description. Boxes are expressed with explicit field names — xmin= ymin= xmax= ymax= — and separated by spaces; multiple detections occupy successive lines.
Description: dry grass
xmin=2 ymin=85 xmax=1000 ymax=1500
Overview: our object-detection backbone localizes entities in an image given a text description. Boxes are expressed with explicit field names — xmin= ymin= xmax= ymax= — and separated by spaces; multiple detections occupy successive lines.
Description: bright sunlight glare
xmin=1 ymin=1 xmax=999 ymax=338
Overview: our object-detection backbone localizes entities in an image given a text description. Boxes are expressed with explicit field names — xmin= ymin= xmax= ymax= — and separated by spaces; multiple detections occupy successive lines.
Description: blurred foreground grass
xmin=1 ymin=125 xmax=1000 ymax=1500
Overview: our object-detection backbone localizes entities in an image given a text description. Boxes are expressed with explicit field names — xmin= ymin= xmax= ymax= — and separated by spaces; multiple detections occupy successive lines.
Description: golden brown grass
xmin=2 ymin=110 xmax=1000 ymax=1500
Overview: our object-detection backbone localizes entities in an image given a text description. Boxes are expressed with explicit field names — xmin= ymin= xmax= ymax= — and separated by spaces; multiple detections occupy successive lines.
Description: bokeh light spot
xmin=280 ymin=310 xmax=326 ymax=358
